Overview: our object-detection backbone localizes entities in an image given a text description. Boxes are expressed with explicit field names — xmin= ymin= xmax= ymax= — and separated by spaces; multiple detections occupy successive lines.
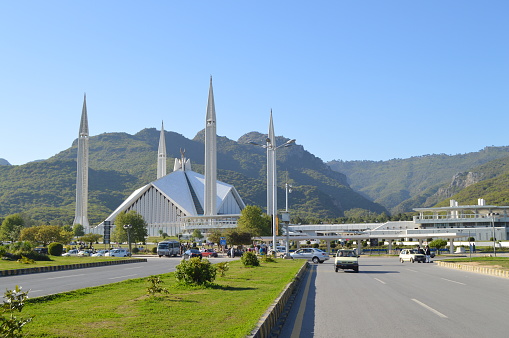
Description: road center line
xmin=108 ymin=274 xmax=138 ymax=280
xmin=374 ymin=278 xmax=386 ymax=284
xmin=412 ymin=299 xmax=448 ymax=318
xmin=46 ymin=274 xmax=86 ymax=280
xmin=290 ymin=265 xmax=314 ymax=338
xmin=441 ymin=278 xmax=466 ymax=285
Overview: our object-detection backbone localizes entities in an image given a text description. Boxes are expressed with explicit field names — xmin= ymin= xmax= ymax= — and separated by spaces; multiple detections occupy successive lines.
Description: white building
xmin=91 ymin=78 xmax=245 ymax=237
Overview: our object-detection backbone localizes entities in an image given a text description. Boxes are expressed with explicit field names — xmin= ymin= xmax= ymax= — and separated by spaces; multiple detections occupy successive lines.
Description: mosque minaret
xmin=73 ymin=94 xmax=90 ymax=227
xmin=157 ymin=121 xmax=167 ymax=179
xmin=204 ymin=77 xmax=217 ymax=216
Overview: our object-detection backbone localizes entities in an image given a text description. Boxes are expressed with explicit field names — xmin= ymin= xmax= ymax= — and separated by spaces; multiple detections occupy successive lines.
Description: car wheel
xmin=400 ymin=258 xmax=404 ymax=263
xmin=410 ymin=258 xmax=414 ymax=263
xmin=312 ymin=257 xmax=319 ymax=264
xmin=335 ymin=267 xmax=339 ymax=272
xmin=354 ymin=267 xmax=359 ymax=273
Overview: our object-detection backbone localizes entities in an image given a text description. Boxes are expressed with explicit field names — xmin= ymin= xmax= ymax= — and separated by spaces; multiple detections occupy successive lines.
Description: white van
xmin=106 ymin=248 xmax=129 ymax=257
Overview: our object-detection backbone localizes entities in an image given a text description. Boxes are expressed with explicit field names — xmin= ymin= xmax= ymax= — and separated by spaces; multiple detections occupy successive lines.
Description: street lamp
xmin=284 ymin=181 xmax=292 ymax=257
xmin=249 ymin=138 xmax=295 ymax=254
xmin=123 ymin=224 xmax=132 ymax=257
xmin=487 ymin=212 xmax=499 ymax=257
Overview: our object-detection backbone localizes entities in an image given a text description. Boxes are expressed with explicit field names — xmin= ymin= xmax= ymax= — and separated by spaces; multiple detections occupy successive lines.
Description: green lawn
xmin=21 ymin=259 xmax=305 ymax=338
xmin=442 ymin=257 xmax=509 ymax=271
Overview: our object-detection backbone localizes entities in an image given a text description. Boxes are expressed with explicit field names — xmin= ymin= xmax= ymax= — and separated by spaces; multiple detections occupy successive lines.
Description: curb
xmin=0 ymin=258 xmax=147 ymax=277
xmin=248 ymin=261 xmax=310 ymax=338
xmin=436 ymin=261 xmax=509 ymax=278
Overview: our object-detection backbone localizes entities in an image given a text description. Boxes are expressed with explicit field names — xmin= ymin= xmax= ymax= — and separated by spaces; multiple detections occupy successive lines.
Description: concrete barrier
xmin=437 ymin=261 xmax=509 ymax=278
xmin=248 ymin=261 xmax=310 ymax=338
xmin=0 ymin=258 xmax=147 ymax=276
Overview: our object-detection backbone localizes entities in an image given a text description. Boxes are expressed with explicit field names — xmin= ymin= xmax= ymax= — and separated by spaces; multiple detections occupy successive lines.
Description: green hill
xmin=0 ymin=129 xmax=386 ymax=224
xmin=328 ymin=146 xmax=509 ymax=213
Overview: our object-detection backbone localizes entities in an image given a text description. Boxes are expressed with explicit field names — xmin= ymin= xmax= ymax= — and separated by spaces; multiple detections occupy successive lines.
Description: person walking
xmin=424 ymin=245 xmax=431 ymax=263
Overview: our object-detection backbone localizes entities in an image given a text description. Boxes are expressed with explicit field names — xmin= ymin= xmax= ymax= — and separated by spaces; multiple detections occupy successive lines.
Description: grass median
xmin=22 ymin=258 xmax=305 ymax=338
xmin=0 ymin=256 xmax=135 ymax=270
xmin=442 ymin=257 xmax=509 ymax=271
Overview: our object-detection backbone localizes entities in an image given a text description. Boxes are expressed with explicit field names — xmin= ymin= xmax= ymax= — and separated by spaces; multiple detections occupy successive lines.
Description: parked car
xmin=399 ymin=249 xmax=426 ymax=263
xmin=334 ymin=249 xmax=359 ymax=272
xmin=227 ymin=249 xmax=243 ymax=258
xmin=77 ymin=249 xmax=93 ymax=257
xmin=34 ymin=247 xmax=48 ymax=255
xmin=91 ymin=250 xmax=109 ymax=257
xmin=62 ymin=249 xmax=80 ymax=257
xmin=183 ymin=249 xmax=202 ymax=259
xmin=106 ymin=248 xmax=129 ymax=257
xmin=201 ymin=249 xmax=218 ymax=258
xmin=290 ymin=248 xmax=330 ymax=263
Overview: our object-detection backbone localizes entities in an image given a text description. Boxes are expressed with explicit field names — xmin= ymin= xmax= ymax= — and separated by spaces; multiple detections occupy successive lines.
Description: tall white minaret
xmin=204 ymin=77 xmax=217 ymax=216
xmin=157 ymin=121 xmax=167 ymax=179
xmin=74 ymin=94 xmax=90 ymax=227
xmin=267 ymin=110 xmax=276 ymax=215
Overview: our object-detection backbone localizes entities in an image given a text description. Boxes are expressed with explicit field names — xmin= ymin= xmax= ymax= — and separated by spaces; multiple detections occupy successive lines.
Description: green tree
xmin=0 ymin=214 xmax=25 ymax=242
xmin=112 ymin=211 xmax=148 ymax=244
xmin=73 ymin=224 xmax=85 ymax=238
xmin=236 ymin=205 xmax=271 ymax=237
xmin=225 ymin=230 xmax=252 ymax=246
xmin=429 ymin=239 xmax=448 ymax=255
xmin=80 ymin=233 xmax=102 ymax=247
xmin=192 ymin=229 xmax=204 ymax=241
xmin=19 ymin=226 xmax=73 ymax=246
xmin=208 ymin=229 xmax=223 ymax=245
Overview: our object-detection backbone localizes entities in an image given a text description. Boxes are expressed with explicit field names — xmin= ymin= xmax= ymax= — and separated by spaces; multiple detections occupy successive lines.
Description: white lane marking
xmin=46 ymin=274 xmax=86 ymax=280
xmin=124 ymin=266 xmax=143 ymax=270
xmin=30 ymin=290 xmax=43 ymax=293
xmin=441 ymin=278 xmax=466 ymax=285
xmin=374 ymin=278 xmax=386 ymax=284
xmin=406 ymin=269 xmax=418 ymax=272
xmin=412 ymin=299 xmax=448 ymax=318
xmin=108 ymin=274 xmax=138 ymax=280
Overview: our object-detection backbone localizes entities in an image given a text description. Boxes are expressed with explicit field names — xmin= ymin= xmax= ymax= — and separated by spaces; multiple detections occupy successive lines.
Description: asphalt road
xmin=279 ymin=257 xmax=509 ymax=338
xmin=0 ymin=256 xmax=232 ymax=297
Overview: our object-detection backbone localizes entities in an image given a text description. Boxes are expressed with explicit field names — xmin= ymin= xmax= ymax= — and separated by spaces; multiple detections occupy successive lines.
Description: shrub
xmin=48 ymin=242 xmax=64 ymax=256
xmin=132 ymin=247 xmax=140 ymax=254
xmin=151 ymin=247 xmax=157 ymax=254
xmin=146 ymin=275 xmax=169 ymax=295
xmin=261 ymin=256 xmax=276 ymax=263
xmin=216 ymin=261 xmax=229 ymax=277
xmin=0 ymin=285 xmax=33 ymax=337
xmin=241 ymin=251 xmax=259 ymax=267
xmin=17 ymin=256 xmax=35 ymax=264
xmin=175 ymin=258 xmax=217 ymax=285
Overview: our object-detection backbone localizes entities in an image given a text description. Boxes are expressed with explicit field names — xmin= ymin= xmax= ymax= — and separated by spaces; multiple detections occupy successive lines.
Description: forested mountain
xmin=0 ymin=159 xmax=10 ymax=166
xmin=0 ymin=128 xmax=386 ymax=225
xmin=328 ymin=146 xmax=509 ymax=213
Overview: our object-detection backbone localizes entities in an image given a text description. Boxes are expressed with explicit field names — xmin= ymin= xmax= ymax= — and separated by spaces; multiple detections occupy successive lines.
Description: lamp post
xmin=123 ymin=224 xmax=132 ymax=257
xmin=284 ymin=181 xmax=292 ymax=257
xmin=250 ymin=138 xmax=295 ymax=254
xmin=488 ymin=212 xmax=499 ymax=257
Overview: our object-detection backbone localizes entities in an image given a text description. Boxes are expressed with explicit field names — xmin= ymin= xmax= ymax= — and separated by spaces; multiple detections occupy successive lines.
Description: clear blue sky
xmin=1 ymin=1 xmax=508 ymax=166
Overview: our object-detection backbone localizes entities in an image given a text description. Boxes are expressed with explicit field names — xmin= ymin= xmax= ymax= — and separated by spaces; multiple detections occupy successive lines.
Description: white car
xmin=399 ymin=249 xmax=426 ymax=263
xmin=62 ymin=249 xmax=79 ymax=257
xmin=77 ymin=250 xmax=93 ymax=257
xmin=290 ymin=248 xmax=330 ymax=263
xmin=91 ymin=250 xmax=109 ymax=257
xmin=106 ymin=248 xmax=129 ymax=257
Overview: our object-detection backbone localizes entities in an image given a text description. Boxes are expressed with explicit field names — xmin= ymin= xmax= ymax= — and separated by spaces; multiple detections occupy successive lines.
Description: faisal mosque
xmin=74 ymin=78 xmax=245 ymax=237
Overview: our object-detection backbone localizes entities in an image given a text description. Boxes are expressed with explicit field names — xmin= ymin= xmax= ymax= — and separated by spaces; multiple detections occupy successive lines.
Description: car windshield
xmin=338 ymin=251 xmax=356 ymax=257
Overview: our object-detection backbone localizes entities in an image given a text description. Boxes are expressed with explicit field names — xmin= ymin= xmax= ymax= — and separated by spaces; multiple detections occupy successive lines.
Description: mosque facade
xmin=78 ymin=78 xmax=245 ymax=237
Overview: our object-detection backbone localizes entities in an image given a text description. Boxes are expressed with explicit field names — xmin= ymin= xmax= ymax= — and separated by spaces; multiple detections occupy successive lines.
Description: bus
xmin=157 ymin=240 xmax=180 ymax=257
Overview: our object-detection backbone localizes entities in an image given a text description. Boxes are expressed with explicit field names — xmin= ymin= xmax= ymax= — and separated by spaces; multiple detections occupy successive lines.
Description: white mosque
xmin=75 ymin=78 xmax=245 ymax=237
